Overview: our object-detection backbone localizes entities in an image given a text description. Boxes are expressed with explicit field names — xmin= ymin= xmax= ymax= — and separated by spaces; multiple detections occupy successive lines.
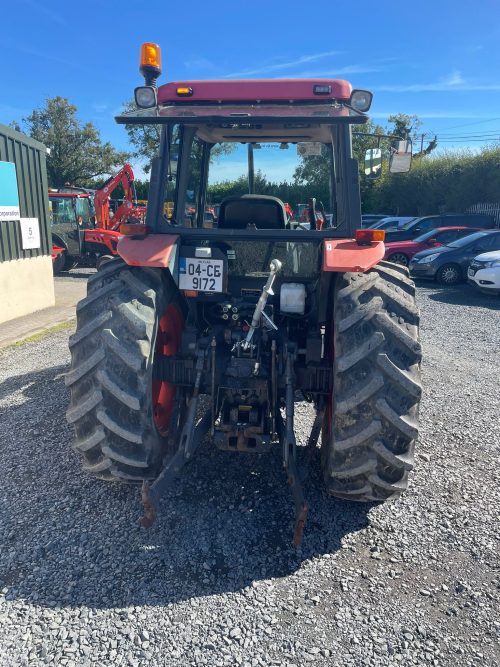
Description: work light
xmin=134 ymin=86 xmax=157 ymax=109
xmin=350 ymin=89 xmax=373 ymax=112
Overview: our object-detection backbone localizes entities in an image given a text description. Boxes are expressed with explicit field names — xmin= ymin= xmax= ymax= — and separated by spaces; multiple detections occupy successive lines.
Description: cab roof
xmin=157 ymin=79 xmax=352 ymax=104
xmin=116 ymin=78 xmax=368 ymax=142
xmin=48 ymin=192 xmax=90 ymax=198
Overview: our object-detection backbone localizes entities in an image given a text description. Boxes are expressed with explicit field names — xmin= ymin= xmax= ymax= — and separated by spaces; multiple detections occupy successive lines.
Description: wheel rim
xmin=152 ymin=303 xmax=184 ymax=435
xmin=96 ymin=255 xmax=113 ymax=271
xmin=388 ymin=253 xmax=409 ymax=267
xmin=440 ymin=266 xmax=459 ymax=284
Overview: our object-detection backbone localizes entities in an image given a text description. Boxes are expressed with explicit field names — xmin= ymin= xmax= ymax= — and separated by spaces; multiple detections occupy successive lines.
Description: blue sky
xmin=2 ymin=0 xmax=500 ymax=181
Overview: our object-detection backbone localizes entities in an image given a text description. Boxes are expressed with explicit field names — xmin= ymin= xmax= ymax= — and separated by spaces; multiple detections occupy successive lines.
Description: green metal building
xmin=0 ymin=123 xmax=54 ymax=323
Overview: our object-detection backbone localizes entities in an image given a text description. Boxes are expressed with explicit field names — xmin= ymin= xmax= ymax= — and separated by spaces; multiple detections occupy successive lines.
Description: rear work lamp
xmin=350 ymin=89 xmax=373 ymax=112
xmin=140 ymin=42 xmax=162 ymax=86
xmin=134 ymin=86 xmax=157 ymax=108
xmin=355 ymin=228 xmax=385 ymax=245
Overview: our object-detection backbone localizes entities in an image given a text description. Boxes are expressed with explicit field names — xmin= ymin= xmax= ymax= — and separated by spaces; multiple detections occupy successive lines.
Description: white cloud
xmin=92 ymin=103 xmax=108 ymax=113
xmin=276 ymin=65 xmax=382 ymax=78
xmin=184 ymin=57 xmax=216 ymax=71
xmin=19 ymin=0 xmax=67 ymax=25
xmin=375 ymin=71 xmax=500 ymax=92
xmin=370 ymin=111 xmax=495 ymax=120
xmin=223 ymin=50 xmax=343 ymax=78
xmin=444 ymin=70 xmax=465 ymax=86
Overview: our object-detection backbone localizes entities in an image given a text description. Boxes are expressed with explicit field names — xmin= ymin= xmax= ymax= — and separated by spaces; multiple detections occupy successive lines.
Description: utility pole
xmin=420 ymin=133 xmax=425 ymax=154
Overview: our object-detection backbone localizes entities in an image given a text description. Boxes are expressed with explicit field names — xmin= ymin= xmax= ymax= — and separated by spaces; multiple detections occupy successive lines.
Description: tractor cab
xmin=48 ymin=192 xmax=94 ymax=270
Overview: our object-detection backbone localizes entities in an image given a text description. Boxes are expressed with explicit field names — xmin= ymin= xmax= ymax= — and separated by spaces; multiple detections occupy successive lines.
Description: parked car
xmin=361 ymin=213 xmax=391 ymax=227
xmin=385 ymin=213 xmax=495 ymax=242
xmin=370 ymin=216 xmax=415 ymax=231
xmin=409 ymin=230 xmax=500 ymax=285
xmin=384 ymin=226 xmax=481 ymax=266
xmin=468 ymin=250 xmax=500 ymax=294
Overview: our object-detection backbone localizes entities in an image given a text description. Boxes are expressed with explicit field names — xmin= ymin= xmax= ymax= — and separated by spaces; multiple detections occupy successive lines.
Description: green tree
xmin=122 ymin=101 xmax=161 ymax=173
xmin=15 ymin=97 xmax=129 ymax=188
xmin=369 ymin=145 xmax=500 ymax=216
xmin=122 ymin=101 xmax=235 ymax=172
xmin=293 ymin=120 xmax=385 ymax=210
xmin=387 ymin=113 xmax=437 ymax=158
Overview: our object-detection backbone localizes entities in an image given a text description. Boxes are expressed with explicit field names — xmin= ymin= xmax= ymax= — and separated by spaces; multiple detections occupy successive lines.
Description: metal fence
xmin=0 ymin=124 xmax=50 ymax=262
xmin=467 ymin=202 xmax=500 ymax=227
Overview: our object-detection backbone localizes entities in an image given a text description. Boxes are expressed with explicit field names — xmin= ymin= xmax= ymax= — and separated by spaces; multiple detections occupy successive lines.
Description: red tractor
xmin=66 ymin=43 xmax=421 ymax=544
xmin=50 ymin=164 xmax=144 ymax=273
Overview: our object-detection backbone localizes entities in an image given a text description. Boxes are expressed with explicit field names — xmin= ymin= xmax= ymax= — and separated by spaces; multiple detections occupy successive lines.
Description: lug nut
xmin=231 ymin=313 xmax=238 ymax=321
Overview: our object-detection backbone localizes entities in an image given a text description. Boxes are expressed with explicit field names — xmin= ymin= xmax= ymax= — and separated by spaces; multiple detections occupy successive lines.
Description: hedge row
xmin=366 ymin=145 xmax=500 ymax=215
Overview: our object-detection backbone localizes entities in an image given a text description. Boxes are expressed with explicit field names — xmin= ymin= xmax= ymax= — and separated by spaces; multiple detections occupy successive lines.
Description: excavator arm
xmin=94 ymin=163 xmax=138 ymax=230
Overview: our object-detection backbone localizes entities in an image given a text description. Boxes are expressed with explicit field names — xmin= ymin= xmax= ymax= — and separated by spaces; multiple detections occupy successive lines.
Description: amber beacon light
xmin=140 ymin=43 xmax=162 ymax=86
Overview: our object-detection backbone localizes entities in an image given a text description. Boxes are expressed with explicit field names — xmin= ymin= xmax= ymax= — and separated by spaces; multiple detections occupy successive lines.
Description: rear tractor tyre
xmin=322 ymin=261 xmax=422 ymax=501
xmin=65 ymin=259 xmax=184 ymax=482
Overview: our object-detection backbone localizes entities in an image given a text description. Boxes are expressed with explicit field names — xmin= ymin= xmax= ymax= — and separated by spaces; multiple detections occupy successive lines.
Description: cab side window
xmin=75 ymin=198 xmax=91 ymax=224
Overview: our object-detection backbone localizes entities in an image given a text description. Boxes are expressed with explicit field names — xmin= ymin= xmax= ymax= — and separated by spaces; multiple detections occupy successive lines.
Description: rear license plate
xmin=179 ymin=257 xmax=224 ymax=292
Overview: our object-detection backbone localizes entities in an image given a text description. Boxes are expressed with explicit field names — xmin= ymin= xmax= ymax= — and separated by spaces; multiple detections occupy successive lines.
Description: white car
xmin=468 ymin=249 xmax=500 ymax=294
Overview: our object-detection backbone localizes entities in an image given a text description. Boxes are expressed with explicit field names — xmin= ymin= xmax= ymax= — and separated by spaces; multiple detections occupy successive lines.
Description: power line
xmin=413 ymin=130 xmax=500 ymax=138
xmin=434 ymin=117 xmax=500 ymax=132
xmin=436 ymin=138 xmax=500 ymax=143
xmin=439 ymin=132 xmax=500 ymax=138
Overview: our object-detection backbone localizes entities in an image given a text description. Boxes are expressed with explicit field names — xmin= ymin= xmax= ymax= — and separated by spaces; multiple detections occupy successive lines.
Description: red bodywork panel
xmin=84 ymin=228 xmax=122 ymax=254
xmin=158 ymin=79 xmax=352 ymax=104
xmin=118 ymin=234 xmax=179 ymax=267
xmin=118 ymin=234 xmax=384 ymax=274
xmin=51 ymin=246 xmax=65 ymax=262
xmin=323 ymin=239 xmax=385 ymax=272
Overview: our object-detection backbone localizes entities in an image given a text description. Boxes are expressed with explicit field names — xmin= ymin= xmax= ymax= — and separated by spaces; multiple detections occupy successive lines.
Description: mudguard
xmin=322 ymin=239 xmax=385 ymax=272
xmin=117 ymin=234 xmax=179 ymax=270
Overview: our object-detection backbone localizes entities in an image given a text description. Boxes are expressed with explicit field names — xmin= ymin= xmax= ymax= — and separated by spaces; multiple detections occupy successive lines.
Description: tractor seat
xmin=217 ymin=195 xmax=287 ymax=230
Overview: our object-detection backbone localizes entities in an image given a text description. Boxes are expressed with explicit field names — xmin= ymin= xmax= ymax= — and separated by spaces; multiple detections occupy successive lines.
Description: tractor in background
xmin=50 ymin=164 xmax=144 ymax=273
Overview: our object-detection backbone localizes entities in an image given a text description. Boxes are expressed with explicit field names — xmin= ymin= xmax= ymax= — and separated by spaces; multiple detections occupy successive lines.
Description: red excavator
xmin=50 ymin=163 xmax=145 ymax=273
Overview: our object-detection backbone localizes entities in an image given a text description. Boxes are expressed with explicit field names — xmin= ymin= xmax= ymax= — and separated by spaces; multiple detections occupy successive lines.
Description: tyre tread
xmin=323 ymin=264 xmax=422 ymax=501
xmin=67 ymin=264 xmax=177 ymax=482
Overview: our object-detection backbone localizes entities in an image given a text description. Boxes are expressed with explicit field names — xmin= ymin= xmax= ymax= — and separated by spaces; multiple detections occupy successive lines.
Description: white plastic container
xmin=280 ymin=283 xmax=306 ymax=314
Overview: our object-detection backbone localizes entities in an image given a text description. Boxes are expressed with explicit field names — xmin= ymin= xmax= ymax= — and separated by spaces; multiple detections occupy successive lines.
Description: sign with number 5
xmin=20 ymin=218 xmax=41 ymax=249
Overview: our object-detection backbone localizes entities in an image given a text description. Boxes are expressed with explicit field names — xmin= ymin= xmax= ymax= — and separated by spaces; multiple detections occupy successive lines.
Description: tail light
xmin=355 ymin=229 xmax=385 ymax=245
xmin=120 ymin=223 xmax=149 ymax=237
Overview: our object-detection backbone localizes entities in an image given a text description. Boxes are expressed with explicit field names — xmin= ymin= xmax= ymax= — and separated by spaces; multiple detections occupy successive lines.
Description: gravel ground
xmin=0 ymin=282 xmax=499 ymax=666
